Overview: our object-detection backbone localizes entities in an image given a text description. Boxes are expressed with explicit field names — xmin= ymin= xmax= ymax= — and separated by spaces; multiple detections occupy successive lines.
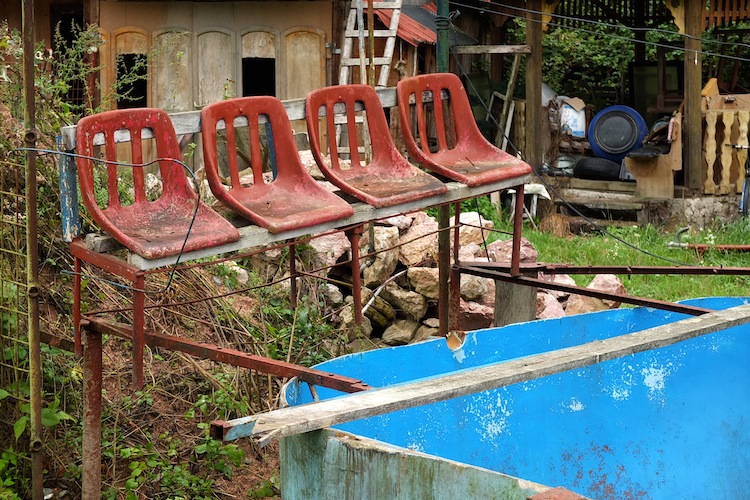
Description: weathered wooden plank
xmin=344 ymin=29 xmax=396 ymax=38
xmin=541 ymin=176 xmax=637 ymax=194
xmin=127 ymin=175 xmax=531 ymax=270
xmin=454 ymin=44 xmax=532 ymax=55
xmin=60 ymin=88 xmax=400 ymax=149
xmin=216 ymin=303 xmax=750 ymax=445
xmin=340 ymin=57 xmax=391 ymax=66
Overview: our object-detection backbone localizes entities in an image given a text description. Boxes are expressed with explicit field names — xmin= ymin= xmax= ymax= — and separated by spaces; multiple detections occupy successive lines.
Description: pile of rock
xmin=250 ymin=209 xmax=627 ymax=350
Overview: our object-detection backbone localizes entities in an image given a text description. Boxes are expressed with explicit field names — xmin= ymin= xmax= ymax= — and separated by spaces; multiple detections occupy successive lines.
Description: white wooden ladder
xmin=339 ymin=0 xmax=402 ymax=87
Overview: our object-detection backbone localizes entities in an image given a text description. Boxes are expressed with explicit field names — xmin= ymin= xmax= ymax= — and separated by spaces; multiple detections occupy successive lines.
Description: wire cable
xmin=14 ymin=147 xmax=201 ymax=293
xmin=482 ymin=1 xmax=750 ymax=50
xmin=450 ymin=0 xmax=750 ymax=64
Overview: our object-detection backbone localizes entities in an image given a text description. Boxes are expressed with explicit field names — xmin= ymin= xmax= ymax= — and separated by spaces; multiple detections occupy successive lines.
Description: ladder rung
xmin=341 ymin=57 xmax=391 ymax=66
xmin=345 ymin=30 xmax=397 ymax=37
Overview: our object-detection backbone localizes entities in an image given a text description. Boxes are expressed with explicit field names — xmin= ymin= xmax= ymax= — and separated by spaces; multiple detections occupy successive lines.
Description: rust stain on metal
xmin=85 ymin=317 xmax=371 ymax=393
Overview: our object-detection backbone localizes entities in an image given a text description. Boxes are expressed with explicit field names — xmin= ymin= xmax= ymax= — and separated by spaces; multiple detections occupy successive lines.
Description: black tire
xmin=742 ymin=178 xmax=750 ymax=217
xmin=573 ymin=157 xmax=622 ymax=181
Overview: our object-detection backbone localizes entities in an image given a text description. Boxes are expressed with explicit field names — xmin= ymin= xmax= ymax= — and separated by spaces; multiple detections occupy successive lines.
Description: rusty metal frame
xmin=456 ymin=262 xmax=726 ymax=316
xmin=84 ymin=317 xmax=371 ymax=393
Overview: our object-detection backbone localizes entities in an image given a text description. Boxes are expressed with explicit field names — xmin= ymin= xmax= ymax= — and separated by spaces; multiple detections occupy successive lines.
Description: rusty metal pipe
xmin=86 ymin=317 xmax=370 ymax=393
xmin=438 ymin=205 xmax=451 ymax=336
xmin=132 ymin=273 xmax=145 ymax=387
xmin=457 ymin=263 xmax=715 ymax=316
xmin=74 ymin=256 xmax=82 ymax=356
xmin=346 ymin=226 xmax=364 ymax=325
xmin=450 ymin=202 xmax=461 ymax=331
xmin=81 ymin=327 xmax=102 ymax=499
xmin=464 ymin=261 xmax=750 ymax=276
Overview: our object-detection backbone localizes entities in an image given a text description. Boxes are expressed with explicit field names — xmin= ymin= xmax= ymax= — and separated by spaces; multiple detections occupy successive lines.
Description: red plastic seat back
xmin=306 ymin=84 xmax=412 ymax=178
xmin=398 ymin=72 xmax=490 ymax=156
xmin=305 ymin=84 xmax=448 ymax=207
xmin=201 ymin=95 xmax=355 ymax=232
xmin=397 ymin=73 xmax=531 ymax=186
xmin=202 ymin=96 xmax=307 ymax=198
xmin=75 ymin=108 xmax=239 ymax=258
xmin=76 ymin=108 xmax=193 ymax=224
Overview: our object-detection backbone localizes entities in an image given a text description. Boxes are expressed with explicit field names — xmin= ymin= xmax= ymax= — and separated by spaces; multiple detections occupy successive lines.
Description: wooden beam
xmin=213 ymin=303 xmax=750 ymax=446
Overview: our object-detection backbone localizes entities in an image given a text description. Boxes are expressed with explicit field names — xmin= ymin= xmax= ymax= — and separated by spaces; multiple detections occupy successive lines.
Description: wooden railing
xmin=702 ymin=95 xmax=750 ymax=195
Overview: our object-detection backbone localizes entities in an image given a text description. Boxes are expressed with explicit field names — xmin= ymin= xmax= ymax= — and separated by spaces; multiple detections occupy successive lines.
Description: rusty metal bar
xmin=70 ymin=238 xmax=140 ymax=280
xmin=465 ymin=261 xmax=750 ymax=276
xmin=132 ymin=273 xmax=145 ymax=387
xmin=457 ymin=263 xmax=715 ymax=316
xmin=81 ymin=327 xmax=102 ymax=500
xmin=438 ymin=204 xmax=451 ymax=336
xmin=346 ymin=226 xmax=364 ymax=325
xmin=450 ymin=202 xmax=461 ymax=331
xmin=74 ymin=256 xmax=82 ymax=356
xmin=84 ymin=317 xmax=371 ymax=393
xmin=678 ymin=243 xmax=750 ymax=255
xmin=289 ymin=243 xmax=297 ymax=308
xmin=510 ymin=184 xmax=525 ymax=276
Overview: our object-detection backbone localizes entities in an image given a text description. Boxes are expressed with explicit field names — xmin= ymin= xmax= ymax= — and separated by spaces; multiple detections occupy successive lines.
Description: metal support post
xmin=511 ymin=184 xmax=525 ymax=276
xmin=450 ymin=202 xmax=461 ymax=331
xmin=74 ymin=256 xmax=82 ymax=356
xmin=133 ymin=273 xmax=145 ymax=387
xmin=438 ymin=205 xmax=451 ymax=336
xmin=346 ymin=226 xmax=364 ymax=325
xmin=81 ymin=326 xmax=102 ymax=499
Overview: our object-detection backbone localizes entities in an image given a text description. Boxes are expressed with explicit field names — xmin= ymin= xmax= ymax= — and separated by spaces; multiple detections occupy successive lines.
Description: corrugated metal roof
xmin=375 ymin=3 xmax=476 ymax=47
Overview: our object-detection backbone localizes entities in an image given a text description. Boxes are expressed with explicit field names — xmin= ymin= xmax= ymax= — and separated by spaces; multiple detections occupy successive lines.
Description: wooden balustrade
xmin=702 ymin=95 xmax=750 ymax=195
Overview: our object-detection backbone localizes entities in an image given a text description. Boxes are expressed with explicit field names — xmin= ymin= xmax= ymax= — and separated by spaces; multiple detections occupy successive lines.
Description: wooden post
xmin=683 ymin=0 xmax=703 ymax=191
xmin=525 ymin=0 xmax=543 ymax=170
xmin=495 ymin=184 xmax=536 ymax=326
xmin=494 ymin=279 xmax=537 ymax=327
xmin=81 ymin=327 xmax=102 ymax=499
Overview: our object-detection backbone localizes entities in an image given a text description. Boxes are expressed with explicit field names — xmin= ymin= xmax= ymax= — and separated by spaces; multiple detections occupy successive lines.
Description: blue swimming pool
xmin=284 ymin=297 xmax=750 ymax=499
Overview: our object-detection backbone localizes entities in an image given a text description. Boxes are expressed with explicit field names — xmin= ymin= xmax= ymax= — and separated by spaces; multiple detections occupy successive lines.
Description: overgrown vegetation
xmin=0 ymin=21 xmax=346 ymax=498
xmin=504 ymin=19 xmax=750 ymax=110
xmin=490 ymin=208 xmax=750 ymax=302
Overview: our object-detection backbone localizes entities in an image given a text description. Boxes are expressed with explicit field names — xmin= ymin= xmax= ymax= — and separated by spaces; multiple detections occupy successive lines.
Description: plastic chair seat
xmin=306 ymin=84 xmax=447 ymax=208
xmin=202 ymin=96 xmax=354 ymax=233
xmin=397 ymin=73 xmax=532 ymax=187
xmin=75 ymin=108 xmax=239 ymax=260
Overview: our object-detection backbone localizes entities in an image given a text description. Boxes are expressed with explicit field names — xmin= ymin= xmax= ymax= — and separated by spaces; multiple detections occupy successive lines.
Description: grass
xmin=494 ymin=218 xmax=750 ymax=303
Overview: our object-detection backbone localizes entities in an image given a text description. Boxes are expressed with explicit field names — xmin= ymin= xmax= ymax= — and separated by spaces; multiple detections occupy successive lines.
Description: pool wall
xmin=282 ymin=297 xmax=750 ymax=499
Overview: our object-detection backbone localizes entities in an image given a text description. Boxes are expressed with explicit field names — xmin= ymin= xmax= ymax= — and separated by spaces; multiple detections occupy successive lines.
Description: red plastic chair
xmin=397 ymin=73 xmax=532 ymax=186
xmin=201 ymin=96 xmax=354 ymax=233
xmin=306 ymin=84 xmax=447 ymax=207
xmin=75 ymin=108 xmax=239 ymax=259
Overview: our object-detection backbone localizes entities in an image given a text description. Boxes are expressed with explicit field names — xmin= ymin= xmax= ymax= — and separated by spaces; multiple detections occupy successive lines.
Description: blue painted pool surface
xmin=285 ymin=297 xmax=750 ymax=499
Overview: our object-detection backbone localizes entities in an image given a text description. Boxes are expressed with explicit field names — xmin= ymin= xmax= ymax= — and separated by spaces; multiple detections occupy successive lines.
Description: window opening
xmin=242 ymin=57 xmax=276 ymax=96
xmin=116 ymin=53 xmax=148 ymax=109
